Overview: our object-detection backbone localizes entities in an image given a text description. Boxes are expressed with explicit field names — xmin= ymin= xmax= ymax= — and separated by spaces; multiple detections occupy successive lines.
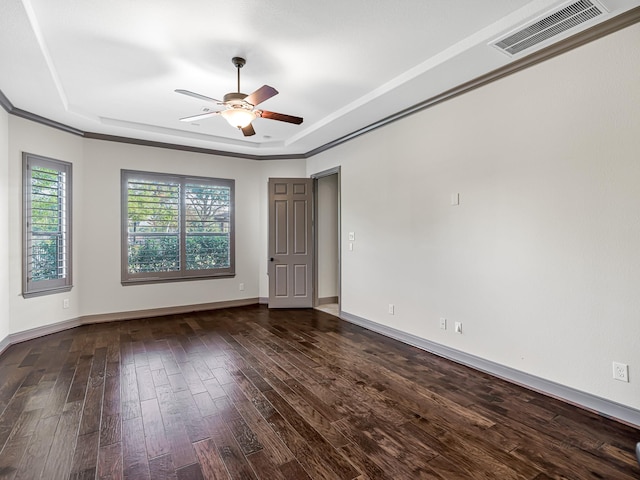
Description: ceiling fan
xmin=176 ymin=57 xmax=303 ymax=137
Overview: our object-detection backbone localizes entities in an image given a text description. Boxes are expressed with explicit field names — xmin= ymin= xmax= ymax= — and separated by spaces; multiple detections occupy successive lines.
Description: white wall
xmin=317 ymin=174 xmax=339 ymax=299
xmin=307 ymin=24 xmax=640 ymax=411
xmin=81 ymin=140 xmax=304 ymax=316
xmin=4 ymin=118 xmax=304 ymax=333
xmin=8 ymin=116 xmax=84 ymax=334
xmin=0 ymin=108 xmax=9 ymax=341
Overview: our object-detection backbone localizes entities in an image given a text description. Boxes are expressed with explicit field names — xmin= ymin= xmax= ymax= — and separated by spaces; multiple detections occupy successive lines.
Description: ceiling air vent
xmin=493 ymin=0 xmax=605 ymax=56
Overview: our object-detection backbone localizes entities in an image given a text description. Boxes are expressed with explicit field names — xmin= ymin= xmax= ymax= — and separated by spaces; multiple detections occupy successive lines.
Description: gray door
xmin=268 ymin=178 xmax=313 ymax=308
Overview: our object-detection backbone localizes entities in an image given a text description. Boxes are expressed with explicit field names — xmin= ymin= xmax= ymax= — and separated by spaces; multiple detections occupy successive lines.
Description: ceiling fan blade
xmin=241 ymin=124 xmax=256 ymax=137
xmin=179 ymin=111 xmax=220 ymax=122
xmin=175 ymin=89 xmax=221 ymax=103
xmin=245 ymin=85 xmax=278 ymax=106
xmin=259 ymin=110 xmax=303 ymax=125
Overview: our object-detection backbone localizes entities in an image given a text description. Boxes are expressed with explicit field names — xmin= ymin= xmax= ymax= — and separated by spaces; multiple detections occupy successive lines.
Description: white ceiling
xmin=1 ymin=0 xmax=637 ymax=157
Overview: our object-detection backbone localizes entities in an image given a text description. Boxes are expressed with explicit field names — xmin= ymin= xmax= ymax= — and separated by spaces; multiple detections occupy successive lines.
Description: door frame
xmin=311 ymin=166 xmax=341 ymax=312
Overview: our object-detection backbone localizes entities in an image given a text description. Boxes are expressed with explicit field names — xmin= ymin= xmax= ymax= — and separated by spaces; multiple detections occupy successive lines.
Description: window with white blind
xmin=121 ymin=170 xmax=235 ymax=284
xmin=22 ymin=153 xmax=73 ymax=297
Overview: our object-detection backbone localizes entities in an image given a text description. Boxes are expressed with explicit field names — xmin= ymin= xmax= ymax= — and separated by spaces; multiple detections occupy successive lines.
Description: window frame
xmin=22 ymin=152 xmax=73 ymax=298
xmin=121 ymin=169 xmax=235 ymax=285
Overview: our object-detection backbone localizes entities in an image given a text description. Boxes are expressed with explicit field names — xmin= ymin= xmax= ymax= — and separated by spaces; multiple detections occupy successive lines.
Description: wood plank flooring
xmin=0 ymin=305 xmax=638 ymax=479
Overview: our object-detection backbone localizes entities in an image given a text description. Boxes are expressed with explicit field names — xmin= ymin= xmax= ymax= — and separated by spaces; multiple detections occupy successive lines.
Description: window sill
xmin=23 ymin=285 xmax=73 ymax=299
xmin=121 ymin=274 xmax=236 ymax=286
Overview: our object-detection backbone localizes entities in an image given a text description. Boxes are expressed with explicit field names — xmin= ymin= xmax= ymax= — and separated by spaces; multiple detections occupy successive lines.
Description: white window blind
xmin=23 ymin=153 xmax=72 ymax=297
xmin=185 ymin=183 xmax=231 ymax=271
xmin=126 ymin=177 xmax=180 ymax=274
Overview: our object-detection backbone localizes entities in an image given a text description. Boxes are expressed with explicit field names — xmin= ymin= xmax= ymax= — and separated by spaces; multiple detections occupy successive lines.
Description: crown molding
xmin=0 ymin=89 xmax=13 ymax=113
xmin=307 ymin=6 xmax=640 ymax=157
xmin=10 ymin=107 xmax=84 ymax=136
xmin=83 ymin=132 xmax=308 ymax=161
xmin=2 ymin=6 xmax=638 ymax=161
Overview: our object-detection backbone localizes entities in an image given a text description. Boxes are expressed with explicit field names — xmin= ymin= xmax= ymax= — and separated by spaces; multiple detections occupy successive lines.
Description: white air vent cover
xmin=493 ymin=0 xmax=606 ymax=56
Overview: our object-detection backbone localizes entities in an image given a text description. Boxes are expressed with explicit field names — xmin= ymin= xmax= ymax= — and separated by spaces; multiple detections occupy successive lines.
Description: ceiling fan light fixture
xmin=221 ymin=107 xmax=256 ymax=129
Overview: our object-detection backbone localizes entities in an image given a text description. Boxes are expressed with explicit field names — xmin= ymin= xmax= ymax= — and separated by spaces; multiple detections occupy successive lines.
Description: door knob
xmin=270 ymin=257 xmax=274 ymax=262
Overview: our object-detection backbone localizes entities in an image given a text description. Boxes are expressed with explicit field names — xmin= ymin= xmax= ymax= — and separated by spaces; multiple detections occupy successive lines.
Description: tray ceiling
xmin=1 ymin=0 xmax=637 ymax=157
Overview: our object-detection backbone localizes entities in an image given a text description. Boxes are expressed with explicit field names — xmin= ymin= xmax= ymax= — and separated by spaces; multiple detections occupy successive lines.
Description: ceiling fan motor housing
xmin=223 ymin=92 xmax=249 ymax=107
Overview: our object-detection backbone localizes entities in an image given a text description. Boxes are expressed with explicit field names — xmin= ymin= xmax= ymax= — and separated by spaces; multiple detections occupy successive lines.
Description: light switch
xmin=349 ymin=242 xmax=353 ymax=251
xmin=451 ymin=193 xmax=460 ymax=206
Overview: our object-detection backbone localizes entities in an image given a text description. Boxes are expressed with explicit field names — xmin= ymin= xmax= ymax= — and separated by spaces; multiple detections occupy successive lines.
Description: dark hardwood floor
xmin=0 ymin=305 xmax=638 ymax=479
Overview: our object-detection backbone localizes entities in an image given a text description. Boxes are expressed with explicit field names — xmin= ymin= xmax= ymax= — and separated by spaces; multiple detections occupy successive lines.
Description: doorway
xmin=312 ymin=167 xmax=341 ymax=316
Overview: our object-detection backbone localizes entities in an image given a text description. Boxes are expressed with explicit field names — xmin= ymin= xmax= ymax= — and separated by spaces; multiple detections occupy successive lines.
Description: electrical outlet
xmin=454 ymin=322 xmax=462 ymax=334
xmin=439 ymin=317 xmax=447 ymax=330
xmin=239 ymin=283 xmax=245 ymax=291
xmin=63 ymin=298 xmax=69 ymax=309
xmin=613 ymin=362 xmax=629 ymax=382
xmin=388 ymin=304 xmax=395 ymax=315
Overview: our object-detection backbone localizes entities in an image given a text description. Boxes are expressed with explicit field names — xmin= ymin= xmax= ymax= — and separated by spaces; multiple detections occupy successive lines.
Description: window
xmin=122 ymin=170 xmax=235 ymax=284
xmin=22 ymin=153 xmax=72 ymax=297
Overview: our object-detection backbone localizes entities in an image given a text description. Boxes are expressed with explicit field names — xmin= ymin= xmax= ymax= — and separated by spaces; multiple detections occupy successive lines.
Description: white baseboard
xmin=0 ymin=297 xmax=259 ymax=355
xmin=340 ymin=310 xmax=640 ymax=429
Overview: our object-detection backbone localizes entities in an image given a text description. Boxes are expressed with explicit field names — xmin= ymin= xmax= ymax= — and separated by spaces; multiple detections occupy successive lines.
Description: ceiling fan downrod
xmin=232 ymin=57 xmax=245 ymax=93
